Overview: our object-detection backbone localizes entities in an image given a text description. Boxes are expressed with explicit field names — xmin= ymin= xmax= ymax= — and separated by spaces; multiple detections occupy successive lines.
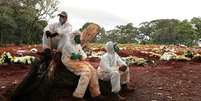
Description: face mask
xmin=74 ymin=35 xmax=81 ymax=44
xmin=113 ymin=44 xmax=120 ymax=52
xmin=59 ymin=17 xmax=65 ymax=25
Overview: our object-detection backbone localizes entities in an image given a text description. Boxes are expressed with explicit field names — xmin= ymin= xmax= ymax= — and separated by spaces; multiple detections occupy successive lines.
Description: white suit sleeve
xmin=42 ymin=32 xmax=49 ymax=49
xmin=116 ymin=54 xmax=127 ymax=66
xmin=44 ymin=23 xmax=56 ymax=32
xmin=42 ymin=24 xmax=54 ymax=49
xmin=45 ymin=22 xmax=72 ymax=36
xmin=42 ymin=22 xmax=59 ymax=49
xmin=100 ymin=56 xmax=112 ymax=72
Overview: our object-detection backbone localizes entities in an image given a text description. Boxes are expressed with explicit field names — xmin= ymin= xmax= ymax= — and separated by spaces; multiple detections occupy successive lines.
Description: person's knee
xmin=81 ymin=69 xmax=92 ymax=79
xmin=90 ymin=67 xmax=97 ymax=74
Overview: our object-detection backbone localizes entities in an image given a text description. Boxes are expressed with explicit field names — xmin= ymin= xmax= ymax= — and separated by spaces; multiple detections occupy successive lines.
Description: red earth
xmin=0 ymin=45 xmax=201 ymax=101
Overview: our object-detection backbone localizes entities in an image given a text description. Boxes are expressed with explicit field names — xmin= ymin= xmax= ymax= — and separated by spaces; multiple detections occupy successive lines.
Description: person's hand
xmin=119 ymin=65 xmax=127 ymax=72
xmin=50 ymin=33 xmax=58 ymax=38
xmin=77 ymin=54 xmax=82 ymax=60
xmin=46 ymin=31 xmax=58 ymax=38
xmin=71 ymin=53 xmax=82 ymax=60
xmin=46 ymin=31 xmax=51 ymax=38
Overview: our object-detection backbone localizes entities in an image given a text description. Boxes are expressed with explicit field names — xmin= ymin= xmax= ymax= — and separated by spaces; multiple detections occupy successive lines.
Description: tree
xmin=95 ymin=27 xmax=108 ymax=43
xmin=149 ymin=19 xmax=197 ymax=46
xmin=0 ymin=0 xmax=58 ymax=45
xmin=191 ymin=17 xmax=201 ymax=36
xmin=106 ymin=23 xmax=138 ymax=43
xmin=139 ymin=21 xmax=153 ymax=36
xmin=0 ymin=16 xmax=17 ymax=45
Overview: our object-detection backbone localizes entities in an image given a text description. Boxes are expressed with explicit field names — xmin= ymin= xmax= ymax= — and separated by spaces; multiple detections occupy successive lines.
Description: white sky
xmin=49 ymin=0 xmax=201 ymax=31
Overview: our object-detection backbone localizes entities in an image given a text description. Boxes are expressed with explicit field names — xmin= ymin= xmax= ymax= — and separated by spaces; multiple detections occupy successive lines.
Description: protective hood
xmin=69 ymin=30 xmax=81 ymax=44
xmin=105 ymin=41 xmax=119 ymax=53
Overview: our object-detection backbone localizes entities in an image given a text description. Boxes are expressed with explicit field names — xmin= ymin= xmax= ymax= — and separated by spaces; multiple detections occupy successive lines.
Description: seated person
xmin=97 ymin=41 xmax=134 ymax=101
xmin=43 ymin=11 xmax=72 ymax=51
xmin=61 ymin=30 xmax=104 ymax=101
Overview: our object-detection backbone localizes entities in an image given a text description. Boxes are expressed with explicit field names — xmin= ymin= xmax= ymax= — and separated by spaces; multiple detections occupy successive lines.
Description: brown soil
xmin=1 ymin=45 xmax=201 ymax=101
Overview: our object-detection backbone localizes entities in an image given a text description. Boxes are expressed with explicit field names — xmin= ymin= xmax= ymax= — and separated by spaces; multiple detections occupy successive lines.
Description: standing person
xmin=61 ymin=30 xmax=104 ymax=101
xmin=97 ymin=41 xmax=134 ymax=101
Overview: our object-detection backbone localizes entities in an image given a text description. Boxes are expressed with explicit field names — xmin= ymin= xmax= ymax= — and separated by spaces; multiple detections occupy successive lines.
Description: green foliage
xmin=149 ymin=19 xmax=198 ymax=46
xmin=0 ymin=52 xmax=13 ymax=64
xmin=184 ymin=51 xmax=193 ymax=58
xmin=191 ymin=17 xmax=201 ymax=36
xmin=106 ymin=23 xmax=139 ymax=43
xmin=95 ymin=27 xmax=108 ymax=43
xmin=0 ymin=16 xmax=17 ymax=45
xmin=0 ymin=0 xmax=58 ymax=45
xmin=83 ymin=19 xmax=201 ymax=46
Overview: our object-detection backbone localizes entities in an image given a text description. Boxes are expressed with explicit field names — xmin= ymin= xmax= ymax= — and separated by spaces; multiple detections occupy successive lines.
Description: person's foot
xmin=111 ymin=92 xmax=126 ymax=101
xmin=121 ymin=84 xmax=135 ymax=92
xmin=72 ymin=97 xmax=86 ymax=101
xmin=92 ymin=95 xmax=106 ymax=101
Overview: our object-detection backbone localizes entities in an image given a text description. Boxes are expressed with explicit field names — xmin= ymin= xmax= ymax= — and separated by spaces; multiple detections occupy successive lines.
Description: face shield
xmin=74 ymin=34 xmax=81 ymax=44
xmin=70 ymin=30 xmax=81 ymax=44
xmin=113 ymin=43 xmax=120 ymax=52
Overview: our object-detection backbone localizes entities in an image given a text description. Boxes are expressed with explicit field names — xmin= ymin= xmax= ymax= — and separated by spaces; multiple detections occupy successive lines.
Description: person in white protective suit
xmin=61 ymin=30 xmax=105 ymax=101
xmin=97 ymin=41 xmax=134 ymax=101
xmin=42 ymin=11 xmax=72 ymax=53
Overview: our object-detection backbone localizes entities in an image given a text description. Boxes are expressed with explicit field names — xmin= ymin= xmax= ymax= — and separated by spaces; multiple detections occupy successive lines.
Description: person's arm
xmin=42 ymin=24 xmax=53 ymax=49
xmin=116 ymin=54 xmax=128 ymax=72
xmin=44 ymin=23 xmax=59 ymax=38
xmin=47 ymin=32 xmax=58 ymax=38
xmin=62 ymin=38 xmax=82 ymax=60
xmin=116 ymin=53 xmax=127 ymax=66
xmin=77 ymin=44 xmax=87 ymax=60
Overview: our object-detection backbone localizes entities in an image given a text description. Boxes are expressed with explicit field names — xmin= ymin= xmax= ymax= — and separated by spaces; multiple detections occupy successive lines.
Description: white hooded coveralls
xmin=97 ymin=41 xmax=130 ymax=93
xmin=61 ymin=31 xmax=101 ymax=98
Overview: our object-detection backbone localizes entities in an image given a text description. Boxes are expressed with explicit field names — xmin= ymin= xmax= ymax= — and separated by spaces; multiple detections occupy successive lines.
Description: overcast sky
xmin=49 ymin=0 xmax=201 ymax=31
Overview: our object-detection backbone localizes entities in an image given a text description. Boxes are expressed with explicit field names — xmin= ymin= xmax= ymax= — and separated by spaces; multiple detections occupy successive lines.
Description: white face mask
xmin=59 ymin=17 xmax=65 ymax=25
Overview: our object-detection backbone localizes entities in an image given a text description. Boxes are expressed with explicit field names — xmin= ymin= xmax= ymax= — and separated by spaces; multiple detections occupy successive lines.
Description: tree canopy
xmin=91 ymin=18 xmax=201 ymax=46
xmin=0 ymin=0 xmax=59 ymax=45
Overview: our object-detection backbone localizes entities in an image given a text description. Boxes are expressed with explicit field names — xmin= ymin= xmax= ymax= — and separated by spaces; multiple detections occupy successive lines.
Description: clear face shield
xmin=74 ymin=35 xmax=81 ymax=44
xmin=113 ymin=43 xmax=120 ymax=52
